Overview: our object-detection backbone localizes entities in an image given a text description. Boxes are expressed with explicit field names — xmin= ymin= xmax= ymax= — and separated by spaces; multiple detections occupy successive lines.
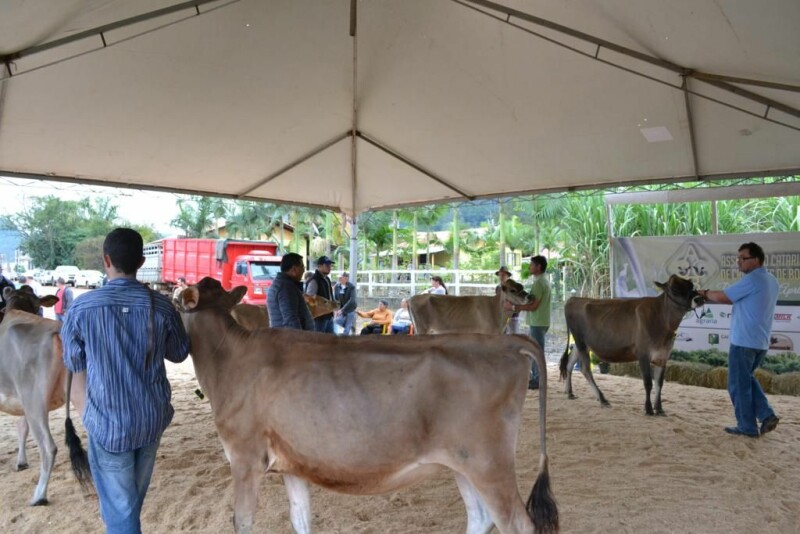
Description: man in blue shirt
xmin=701 ymin=242 xmax=780 ymax=438
xmin=62 ymin=228 xmax=190 ymax=533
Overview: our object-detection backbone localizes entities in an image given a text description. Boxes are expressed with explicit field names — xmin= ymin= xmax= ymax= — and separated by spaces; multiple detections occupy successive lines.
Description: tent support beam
xmin=356 ymin=131 xmax=475 ymax=201
xmin=0 ymin=0 xmax=224 ymax=65
xmin=237 ymin=131 xmax=351 ymax=197
xmin=682 ymin=75 xmax=700 ymax=181
xmin=458 ymin=0 xmax=800 ymax=123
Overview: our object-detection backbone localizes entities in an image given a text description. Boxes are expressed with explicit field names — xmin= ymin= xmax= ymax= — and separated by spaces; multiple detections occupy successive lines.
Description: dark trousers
xmin=360 ymin=323 xmax=384 ymax=335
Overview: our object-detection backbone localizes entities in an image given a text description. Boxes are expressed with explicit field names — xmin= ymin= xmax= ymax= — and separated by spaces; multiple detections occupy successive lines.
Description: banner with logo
xmin=611 ymin=233 xmax=800 ymax=355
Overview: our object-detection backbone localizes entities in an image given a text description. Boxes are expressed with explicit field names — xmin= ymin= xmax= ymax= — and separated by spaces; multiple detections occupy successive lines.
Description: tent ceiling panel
xmin=0 ymin=0 xmax=798 ymax=214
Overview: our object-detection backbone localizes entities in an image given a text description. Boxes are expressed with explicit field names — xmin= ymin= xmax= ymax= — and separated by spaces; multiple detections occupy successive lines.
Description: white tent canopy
xmin=1 ymin=0 xmax=799 ymax=216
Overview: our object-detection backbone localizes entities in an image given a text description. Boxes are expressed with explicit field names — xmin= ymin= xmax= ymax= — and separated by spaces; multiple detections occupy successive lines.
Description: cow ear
xmin=181 ymin=287 xmax=200 ymax=310
xmin=39 ymin=295 xmax=59 ymax=308
xmin=230 ymin=285 xmax=247 ymax=304
xmin=654 ymin=281 xmax=667 ymax=291
xmin=2 ymin=286 xmax=14 ymax=300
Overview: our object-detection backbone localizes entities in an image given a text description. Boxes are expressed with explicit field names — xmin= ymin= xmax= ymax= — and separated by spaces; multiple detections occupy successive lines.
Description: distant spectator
xmin=390 ymin=299 xmax=413 ymax=335
xmin=495 ymin=266 xmax=519 ymax=334
xmin=172 ymin=277 xmax=188 ymax=305
xmin=0 ymin=265 xmax=14 ymax=311
xmin=423 ymin=276 xmax=447 ymax=295
xmin=333 ymin=272 xmax=357 ymax=336
xmin=54 ymin=277 xmax=74 ymax=322
xmin=357 ymin=300 xmax=393 ymax=335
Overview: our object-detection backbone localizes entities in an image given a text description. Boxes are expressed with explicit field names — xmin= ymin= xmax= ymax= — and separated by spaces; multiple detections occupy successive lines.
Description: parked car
xmin=75 ymin=269 xmax=104 ymax=289
xmin=54 ymin=265 xmax=80 ymax=286
xmin=35 ymin=270 xmax=56 ymax=286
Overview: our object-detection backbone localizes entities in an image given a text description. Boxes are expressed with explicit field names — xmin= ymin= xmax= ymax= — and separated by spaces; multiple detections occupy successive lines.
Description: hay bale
xmin=665 ymin=361 xmax=712 ymax=387
xmin=706 ymin=367 xmax=728 ymax=390
xmin=771 ymin=372 xmax=800 ymax=396
xmin=754 ymin=368 xmax=775 ymax=394
xmin=608 ymin=362 xmax=640 ymax=378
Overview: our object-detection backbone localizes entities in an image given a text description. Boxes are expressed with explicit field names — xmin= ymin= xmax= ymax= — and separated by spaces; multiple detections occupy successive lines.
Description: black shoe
xmin=760 ymin=415 xmax=780 ymax=435
xmin=724 ymin=426 xmax=759 ymax=438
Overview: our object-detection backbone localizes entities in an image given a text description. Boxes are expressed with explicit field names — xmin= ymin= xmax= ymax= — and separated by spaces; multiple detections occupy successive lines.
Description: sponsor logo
xmin=666 ymin=241 xmax=720 ymax=288
xmin=774 ymin=313 xmax=792 ymax=321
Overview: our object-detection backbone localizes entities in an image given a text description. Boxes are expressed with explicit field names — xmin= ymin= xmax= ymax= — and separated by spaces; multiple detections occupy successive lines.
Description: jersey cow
xmin=303 ymin=293 xmax=340 ymax=319
xmin=176 ymin=278 xmax=557 ymax=534
xmin=408 ymin=278 xmax=532 ymax=335
xmin=560 ymin=275 xmax=703 ymax=415
xmin=0 ymin=286 xmax=85 ymax=505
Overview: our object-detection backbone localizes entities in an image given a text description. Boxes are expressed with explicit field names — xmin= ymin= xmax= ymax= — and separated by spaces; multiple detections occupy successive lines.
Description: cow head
xmin=178 ymin=277 xmax=247 ymax=313
xmin=499 ymin=278 xmax=532 ymax=305
xmin=654 ymin=275 xmax=703 ymax=310
xmin=303 ymin=294 xmax=341 ymax=318
xmin=2 ymin=285 xmax=59 ymax=314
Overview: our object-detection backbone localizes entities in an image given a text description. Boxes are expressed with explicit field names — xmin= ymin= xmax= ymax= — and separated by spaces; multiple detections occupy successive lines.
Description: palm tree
xmin=171 ymin=196 xmax=226 ymax=238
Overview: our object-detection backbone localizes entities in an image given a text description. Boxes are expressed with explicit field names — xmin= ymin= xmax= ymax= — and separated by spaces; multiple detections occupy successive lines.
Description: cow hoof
xmin=600 ymin=401 xmax=611 ymax=408
xmin=31 ymin=498 xmax=48 ymax=506
xmin=645 ymin=410 xmax=655 ymax=416
xmin=15 ymin=463 xmax=29 ymax=471
xmin=567 ymin=393 xmax=577 ymax=400
xmin=656 ymin=410 xmax=667 ymax=417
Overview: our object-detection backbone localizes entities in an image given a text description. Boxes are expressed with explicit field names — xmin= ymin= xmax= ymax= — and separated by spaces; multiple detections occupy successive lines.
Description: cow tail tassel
xmin=65 ymin=371 xmax=93 ymax=491
xmin=527 ymin=454 xmax=559 ymax=534
xmin=559 ymin=326 xmax=572 ymax=380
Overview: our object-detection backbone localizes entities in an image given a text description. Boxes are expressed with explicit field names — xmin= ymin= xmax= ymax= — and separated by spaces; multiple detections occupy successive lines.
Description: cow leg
xmin=638 ymin=355 xmax=655 ymax=415
xmin=468 ymin=474 xmax=532 ymax=534
xmin=15 ymin=417 xmax=29 ymax=470
xmin=230 ymin=458 xmax=260 ymax=534
xmin=283 ymin=474 xmax=311 ymax=534
xmin=652 ymin=363 xmax=667 ymax=416
xmin=454 ymin=473 xmax=494 ymax=534
xmin=24 ymin=403 xmax=56 ymax=506
xmin=577 ymin=354 xmax=610 ymax=407
xmin=563 ymin=348 xmax=580 ymax=399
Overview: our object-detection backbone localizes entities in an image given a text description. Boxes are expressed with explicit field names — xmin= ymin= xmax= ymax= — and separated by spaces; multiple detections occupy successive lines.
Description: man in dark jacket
xmin=305 ymin=255 xmax=336 ymax=334
xmin=267 ymin=253 xmax=314 ymax=331
xmin=333 ymin=272 xmax=357 ymax=335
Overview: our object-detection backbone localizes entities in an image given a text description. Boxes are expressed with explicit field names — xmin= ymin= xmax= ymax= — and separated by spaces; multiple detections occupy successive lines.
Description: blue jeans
xmin=728 ymin=344 xmax=775 ymax=435
xmin=88 ymin=437 xmax=161 ymax=534
xmin=315 ymin=315 xmax=335 ymax=334
xmin=335 ymin=312 xmax=356 ymax=335
xmin=528 ymin=326 xmax=548 ymax=384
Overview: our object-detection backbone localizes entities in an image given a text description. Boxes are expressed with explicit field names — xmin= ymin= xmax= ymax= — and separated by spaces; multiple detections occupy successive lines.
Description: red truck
xmin=139 ymin=238 xmax=282 ymax=305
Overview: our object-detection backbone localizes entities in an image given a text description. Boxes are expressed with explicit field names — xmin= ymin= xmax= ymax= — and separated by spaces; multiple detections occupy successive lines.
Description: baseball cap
xmin=495 ymin=266 xmax=511 ymax=276
xmin=317 ymin=255 xmax=334 ymax=266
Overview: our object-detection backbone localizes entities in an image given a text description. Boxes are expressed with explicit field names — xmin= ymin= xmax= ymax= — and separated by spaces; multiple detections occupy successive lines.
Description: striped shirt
xmin=62 ymin=278 xmax=190 ymax=452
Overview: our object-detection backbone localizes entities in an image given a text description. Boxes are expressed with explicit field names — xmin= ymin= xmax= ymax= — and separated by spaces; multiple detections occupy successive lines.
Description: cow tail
xmin=522 ymin=345 xmax=559 ymax=534
xmin=559 ymin=324 xmax=572 ymax=380
xmin=64 ymin=370 xmax=92 ymax=491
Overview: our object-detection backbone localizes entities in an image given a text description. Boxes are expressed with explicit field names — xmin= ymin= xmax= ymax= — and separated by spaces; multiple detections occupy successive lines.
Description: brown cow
xmin=230 ymin=303 xmax=269 ymax=330
xmin=302 ymin=293 xmax=340 ymax=319
xmin=175 ymin=278 xmax=557 ymax=534
xmin=408 ymin=278 xmax=532 ymax=335
xmin=560 ymin=275 xmax=703 ymax=415
xmin=0 ymin=286 xmax=85 ymax=505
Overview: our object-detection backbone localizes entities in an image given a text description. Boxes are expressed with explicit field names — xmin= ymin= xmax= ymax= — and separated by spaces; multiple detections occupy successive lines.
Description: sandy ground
xmin=1 ymin=354 xmax=799 ymax=533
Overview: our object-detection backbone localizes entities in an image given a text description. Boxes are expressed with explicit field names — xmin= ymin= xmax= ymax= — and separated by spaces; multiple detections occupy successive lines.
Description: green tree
xmin=171 ymin=196 xmax=225 ymax=238
xmin=13 ymin=196 xmax=87 ymax=268
xmin=73 ymin=236 xmax=106 ymax=270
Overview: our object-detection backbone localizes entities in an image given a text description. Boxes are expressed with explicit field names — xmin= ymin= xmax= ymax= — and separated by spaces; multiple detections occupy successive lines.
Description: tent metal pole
xmin=356 ymin=131 xmax=475 ymax=200
xmin=457 ymin=0 xmax=800 ymax=122
xmin=682 ymin=75 xmax=700 ymax=181
xmin=349 ymin=0 xmax=359 ymax=278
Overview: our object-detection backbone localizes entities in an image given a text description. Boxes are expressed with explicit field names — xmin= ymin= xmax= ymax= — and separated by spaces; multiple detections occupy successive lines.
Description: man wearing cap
xmin=505 ymin=255 xmax=551 ymax=390
xmin=306 ymin=255 xmax=336 ymax=334
xmin=333 ymin=272 xmax=358 ymax=335
xmin=495 ymin=266 xmax=519 ymax=334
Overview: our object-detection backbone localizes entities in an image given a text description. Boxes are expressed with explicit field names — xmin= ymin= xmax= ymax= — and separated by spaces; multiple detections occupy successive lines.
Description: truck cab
xmin=230 ymin=255 xmax=282 ymax=305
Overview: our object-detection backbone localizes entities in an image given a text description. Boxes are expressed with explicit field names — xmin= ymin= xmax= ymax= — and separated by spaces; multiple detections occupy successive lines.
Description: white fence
xmin=354 ymin=269 xmax=504 ymax=298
